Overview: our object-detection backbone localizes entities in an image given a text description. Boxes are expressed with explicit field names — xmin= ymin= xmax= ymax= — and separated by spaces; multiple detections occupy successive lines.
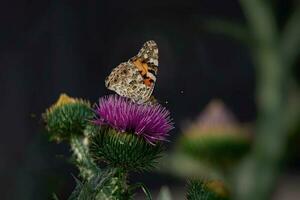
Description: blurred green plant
xmin=203 ymin=1 xmax=300 ymax=200
xmin=180 ymin=135 xmax=249 ymax=170
xmin=179 ymin=100 xmax=251 ymax=171
xmin=157 ymin=100 xmax=251 ymax=199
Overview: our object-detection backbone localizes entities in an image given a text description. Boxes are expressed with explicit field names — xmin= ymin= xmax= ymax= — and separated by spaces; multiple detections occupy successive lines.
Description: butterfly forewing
xmin=135 ymin=40 xmax=159 ymax=68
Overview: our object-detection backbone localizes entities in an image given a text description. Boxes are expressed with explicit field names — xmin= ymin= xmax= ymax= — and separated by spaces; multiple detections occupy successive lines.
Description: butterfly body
xmin=105 ymin=40 xmax=158 ymax=104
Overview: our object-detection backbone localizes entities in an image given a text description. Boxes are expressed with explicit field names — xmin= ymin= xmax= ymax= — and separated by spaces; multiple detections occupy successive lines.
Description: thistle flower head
xmin=45 ymin=93 xmax=89 ymax=114
xmin=185 ymin=99 xmax=241 ymax=137
xmin=93 ymin=95 xmax=173 ymax=144
xmin=43 ymin=93 xmax=93 ymax=141
xmin=53 ymin=93 xmax=77 ymax=107
xmin=180 ymin=99 xmax=251 ymax=167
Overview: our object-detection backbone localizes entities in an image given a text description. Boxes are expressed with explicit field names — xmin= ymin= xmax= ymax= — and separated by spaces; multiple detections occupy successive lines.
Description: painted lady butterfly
xmin=105 ymin=40 xmax=158 ymax=104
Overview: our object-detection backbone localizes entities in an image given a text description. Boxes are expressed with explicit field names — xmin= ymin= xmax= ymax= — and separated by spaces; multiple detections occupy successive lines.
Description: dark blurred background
xmin=1 ymin=0 xmax=298 ymax=199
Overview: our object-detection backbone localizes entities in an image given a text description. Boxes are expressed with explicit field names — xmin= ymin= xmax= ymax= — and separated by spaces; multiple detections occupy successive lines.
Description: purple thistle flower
xmin=93 ymin=95 xmax=173 ymax=144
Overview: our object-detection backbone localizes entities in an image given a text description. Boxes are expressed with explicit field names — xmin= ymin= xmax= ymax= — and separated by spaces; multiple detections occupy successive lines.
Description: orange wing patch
xmin=133 ymin=59 xmax=148 ymax=76
xmin=143 ymin=78 xmax=152 ymax=86
xmin=133 ymin=59 xmax=155 ymax=87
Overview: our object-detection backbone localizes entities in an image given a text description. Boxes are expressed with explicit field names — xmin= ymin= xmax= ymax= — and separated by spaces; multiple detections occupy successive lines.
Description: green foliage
xmin=68 ymin=169 xmax=131 ymax=200
xmin=180 ymin=135 xmax=250 ymax=168
xmin=203 ymin=1 xmax=300 ymax=199
xmin=89 ymin=126 xmax=163 ymax=172
xmin=44 ymin=102 xmax=94 ymax=141
xmin=202 ymin=19 xmax=250 ymax=44
xmin=186 ymin=180 xmax=228 ymax=200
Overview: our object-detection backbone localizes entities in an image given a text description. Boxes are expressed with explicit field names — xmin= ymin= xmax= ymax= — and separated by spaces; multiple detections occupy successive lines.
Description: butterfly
xmin=105 ymin=40 xmax=158 ymax=104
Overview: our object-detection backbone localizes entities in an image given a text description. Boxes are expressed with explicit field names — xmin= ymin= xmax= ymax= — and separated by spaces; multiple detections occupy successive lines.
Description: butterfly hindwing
xmin=105 ymin=40 xmax=159 ymax=103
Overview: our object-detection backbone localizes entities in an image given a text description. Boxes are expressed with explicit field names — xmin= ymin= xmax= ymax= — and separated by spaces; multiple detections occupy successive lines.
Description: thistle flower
xmin=93 ymin=95 xmax=173 ymax=144
xmin=185 ymin=99 xmax=244 ymax=138
xmin=89 ymin=95 xmax=173 ymax=171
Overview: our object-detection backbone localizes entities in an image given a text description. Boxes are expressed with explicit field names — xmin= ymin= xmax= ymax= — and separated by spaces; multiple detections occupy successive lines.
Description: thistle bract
xmin=93 ymin=95 xmax=173 ymax=144
xmin=89 ymin=127 xmax=163 ymax=172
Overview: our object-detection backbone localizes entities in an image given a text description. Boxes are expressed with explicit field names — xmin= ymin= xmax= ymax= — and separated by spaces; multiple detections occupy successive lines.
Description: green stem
xmin=70 ymin=135 xmax=99 ymax=180
xmin=96 ymin=168 xmax=131 ymax=200
xmin=202 ymin=19 xmax=250 ymax=44
xmin=234 ymin=1 xmax=289 ymax=200
xmin=281 ymin=6 xmax=300 ymax=68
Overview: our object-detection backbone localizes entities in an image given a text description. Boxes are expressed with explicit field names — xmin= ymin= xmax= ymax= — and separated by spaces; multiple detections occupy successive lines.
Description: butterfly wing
xmin=105 ymin=61 xmax=153 ymax=103
xmin=135 ymin=40 xmax=159 ymax=68
xmin=105 ymin=40 xmax=159 ymax=103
